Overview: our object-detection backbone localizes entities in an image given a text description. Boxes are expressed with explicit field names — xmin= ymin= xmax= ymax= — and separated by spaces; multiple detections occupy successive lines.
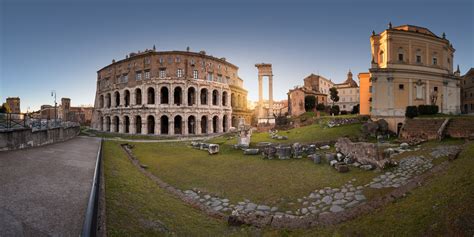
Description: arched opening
xmin=147 ymin=87 xmax=155 ymax=104
xmin=113 ymin=116 xmax=119 ymax=132
xmin=232 ymin=116 xmax=237 ymax=127
xmin=106 ymin=93 xmax=111 ymax=108
xmin=212 ymin=116 xmax=218 ymax=133
xmin=188 ymin=115 xmax=196 ymax=134
xmin=200 ymin=88 xmax=208 ymax=105
xmin=99 ymin=117 xmax=103 ymax=130
xmin=222 ymin=91 xmax=228 ymax=106
xmin=99 ymin=95 xmax=104 ymax=108
xmin=231 ymin=93 xmax=235 ymax=107
xmin=135 ymin=116 xmax=142 ymax=134
xmin=160 ymin=115 xmax=169 ymax=134
xmin=174 ymin=115 xmax=182 ymax=134
xmin=237 ymin=94 xmax=241 ymax=107
xmin=114 ymin=91 xmax=120 ymax=107
xmin=135 ymin=88 xmax=142 ymax=105
xmin=223 ymin=115 xmax=227 ymax=132
xmin=124 ymin=90 xmax=130 ymax=107
xmin=147 ymin=115 xmax=155 ymax=134
xmin=174 ymin=87 xmax=182 ymax=105
xmin=201 ymin=115 xmax=208 ymax=134
xmin=106 ymin=116 xmax=111 ymax=131
xmin=397 ymin=123 xmax=403 ymax=136
xmin=188 ymin=87 xmax=196 ymax=106
xmin=124 ymin=116 xmax=130 ymax=133
xmin=212 ymin=90 xmax=219 ymax=105
xmin=160 ymin=87 xmax=169 ymax=104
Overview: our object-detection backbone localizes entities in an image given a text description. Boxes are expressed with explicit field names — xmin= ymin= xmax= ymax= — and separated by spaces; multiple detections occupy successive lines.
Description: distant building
xmin=461 ymin=68 xmax=474 ymax=114
xmin=39 ymin=98 xmax=93 ymax=125
xmin=333 ymin=70 xmax=359 ymax=112
xmin=363 ymin=23 xmax=461 ymax=133
xmin=6 ymin=97 xmax=21 ymax=113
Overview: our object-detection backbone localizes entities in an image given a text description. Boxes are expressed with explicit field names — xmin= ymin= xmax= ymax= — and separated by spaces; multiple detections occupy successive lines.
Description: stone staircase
xmin=445 ymin=118 xmax=474 ymax=138
xmin=399 ymin=118 xmax=446 ymax=140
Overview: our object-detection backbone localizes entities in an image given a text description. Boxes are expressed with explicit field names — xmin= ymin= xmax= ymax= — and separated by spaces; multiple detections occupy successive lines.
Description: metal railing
xmin=81 ymin=139 xmax=103 ymax=237
xmin=0 ymin=113 xmax=80 ymax=132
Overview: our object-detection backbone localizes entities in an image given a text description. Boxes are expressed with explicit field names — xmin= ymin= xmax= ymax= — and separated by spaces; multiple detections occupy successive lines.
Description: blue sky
xmin=1 ymin=0 xmax=473 ymax=112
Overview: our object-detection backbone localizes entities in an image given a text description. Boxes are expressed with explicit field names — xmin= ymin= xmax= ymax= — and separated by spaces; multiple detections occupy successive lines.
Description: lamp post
xmin=51 ymin=90 xmax=57 ymax=122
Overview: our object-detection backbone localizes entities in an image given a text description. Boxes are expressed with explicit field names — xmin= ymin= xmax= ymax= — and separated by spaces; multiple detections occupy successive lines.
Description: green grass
xmin=209 ymin=123 xmax=362 ymax=146
xmin=103 ymin=141 xmax=256 ymax=236
xmin=130 ymin=141 xmax=378 ymax=207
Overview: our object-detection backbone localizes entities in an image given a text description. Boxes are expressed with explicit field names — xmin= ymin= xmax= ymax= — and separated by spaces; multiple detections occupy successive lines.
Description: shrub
xmin=418 ymin=105 xmax=439 ymax=115
xmin=351 ymin=104 xmax=360 ymax=114
xmin=330 ymin=105 xmax=340 ymax=115
xmin=316 ymin=103 xmax=326 ymax=111
xmin=304 ymin=96 xmax=316 ymax=112
xmin=341 ymin=111 xmax=348 ymax=115
xmin=405 ymin=106 xmax=418 ymax=118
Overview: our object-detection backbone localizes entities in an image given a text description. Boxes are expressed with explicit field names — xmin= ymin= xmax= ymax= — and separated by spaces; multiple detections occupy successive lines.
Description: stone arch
xmin=99 ymin=95 xmax=104 ymax=108
xmin=212 ymin=115 xmax=219 ymax=133
xmin=160 ymin=115 xmax=169 ymax=134
xmin=147 ymin=87 xmax=155 ymax=104
xmin=174 ymin=115 xmax=183 ymax=134
xmin=201 ymin=115 xmax=208 ymax=134
xmin=124 ymin=90 xmax=130 ymax=107
xmin=188 ymin=87 xmax=196 ymax=106
xmin=223 ymin=114 xmax=228 ymax=132
xmin=135 ymin=115 xmax=142 ymax=134
xmin=113 ymin=116 xmax=119 ymax=132
xmin=114 ymin=91 xmax=120 ymax=107
xmin=212 ymin=89 xmax=219 ymax=105
xmin=106 ymin=116 xmax=111 ymax=131
xmin=106 ymin=93 xmax=111 ymax=108
xmin=222 ymin=91 xmax=228 ymax=106
xmin=174 ymin=87 xmax=182 ymax=105
xmin=200 ymin=88 xmax=208 ymax=105
xmin=147 ymin=115 xmax=155 ymax=134
xmin=188 ymin=115 xmax=196 ymax=134
xmin=124 ymin=116 xmax=130 ymax=133
xmin=237 ymin=94 xmax=241 ymax=107
xmin=160 ymin=86 xmax=169 ymax=104
xmin=231 ymin=93 xmax=236 ymax=107
xmin=135 ymin=88 xmax=142 ymax=105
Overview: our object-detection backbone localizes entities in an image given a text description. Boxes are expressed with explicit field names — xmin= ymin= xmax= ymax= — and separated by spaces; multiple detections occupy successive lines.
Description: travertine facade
xmin=367 ymin=24 xmax=461 ymax=132
xmin=91 ymin=49 xmax=241 ymax=135
xmin=461 ymin=68 xmax=474 ymax=114
xmin=229 ymin=78 xmax=252 ymax=126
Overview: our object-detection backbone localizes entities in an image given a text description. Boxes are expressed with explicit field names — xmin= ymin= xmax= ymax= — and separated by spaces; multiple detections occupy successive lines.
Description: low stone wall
xmin=445 ymin=118 xmax=474 ymax=139
xmin=0 ymin=126 xmax=80 ymax=151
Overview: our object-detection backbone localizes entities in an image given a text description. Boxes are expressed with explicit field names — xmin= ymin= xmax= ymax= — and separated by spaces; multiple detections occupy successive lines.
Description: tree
xmin=316 ymin=103 xmax=325 ymax=111
xmin=304 ymin=96 xmax=316 ymax=112
xmin=329 ymin=87 xmax=339 ymax=106
xmin=351 ymin=104 xmax=360 ymax=114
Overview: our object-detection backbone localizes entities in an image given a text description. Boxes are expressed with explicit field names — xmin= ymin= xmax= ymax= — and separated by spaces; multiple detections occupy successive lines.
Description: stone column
xmin=183 ymin=119 xmax=188 ymax=135
xmin=208 ymin=118 xmax=213 ymax=134
xmin=196 ymin=118 xmax=201 ymax=135
xmin=131 ymin=90 xmax=136 ymax=106
xmin=130 ymin=116 xmax=136 ymax=134
xmin=141 ymin=120 xmax=147 ymax=135
xmin=169 ymin=120 xmax=174 ymax=135
xmin=156 ymin=119 xmax=161 ymax=135
xmin=426 ymin=80 xmax=430 ymax=104
xmin=258 ymin=75 xmax=263 ymax=118
xmin=269 ymin=75 xmax=273 ymax=117
xmin=103 ymin=119 xmax=107 ymax=132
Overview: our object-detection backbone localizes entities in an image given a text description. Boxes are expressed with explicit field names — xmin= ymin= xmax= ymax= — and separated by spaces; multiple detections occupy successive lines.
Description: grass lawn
xmin=209 ymin=123 xmax=362 ymax=145
xmin=104 ymin=140 xmax=474 ymax=236
xmin=131 ymin=140 xmax=378 ymax=207
xmin=103 ymin=141 xmax=254 ymax=236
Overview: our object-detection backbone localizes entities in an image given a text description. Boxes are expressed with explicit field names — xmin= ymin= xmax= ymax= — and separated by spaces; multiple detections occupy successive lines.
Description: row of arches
xmin=99 ymin=87 xmax=229 ymax=108
xmin=230 ymin=92 xmax=247 ymax=108
xmin=100 ymin=114 xmax=229 ymax=135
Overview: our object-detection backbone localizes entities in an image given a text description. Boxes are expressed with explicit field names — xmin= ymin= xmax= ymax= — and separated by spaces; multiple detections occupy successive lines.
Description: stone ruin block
xmin=335 ymin=162 xmax=349 ymax=173
xmin=292 ymin=143 xmax=303 ymax=159
xmin=243 ymin=148 xmax=260 ymax=155
xmin=276 ymin=146 xmax=292 ymax=160
xmin=262 ymin=146 xmax=277 ymax=159
xmin=308 ymin=154 xmax=321 ymax=164
xmin=335 ymin=137 xmax=393 ymax=169
xmin=208 ymin=144 xmax=219 ymax=155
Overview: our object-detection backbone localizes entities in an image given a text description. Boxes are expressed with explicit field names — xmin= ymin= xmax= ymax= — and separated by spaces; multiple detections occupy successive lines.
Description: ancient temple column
xmin=268 ymin=75 xmax=273 ymax=117
xmin=258 ymin=75 xmax=263 ymax=118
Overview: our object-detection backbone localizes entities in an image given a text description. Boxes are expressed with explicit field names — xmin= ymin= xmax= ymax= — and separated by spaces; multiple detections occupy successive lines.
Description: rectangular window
xmin=433 ymin=57 xmax=438 ymax=65
xmin=218 ymin=75 xmax=222 ymax=82
xmin=176 ymin=57 xmax=181 ymax=63
xmin=168 ymin=56 xmax=172 ymax=64
xmin=399 ymin=84 xmax=404 ymax=90
xmin=159 ymin=69 xmax=166 ymax=79
xmin=207 ymin=73 xmax=213 ymax=81
xmin=159 ymin=57 xmax=164 ymax=64
xmin=226 ymin=76 xmax=230 ymax=84
xmin=144 ymin=57 xmax=151 ymax=65
xmin=398 ymin=53 xmax=404 ymax=61
xmin=193 ymin=70 xmax=198 ymax=79
xmin=177 ymin=69 xmax=183 ymax=78
xmin=124 ymin=74 xmax=128 ymax=82
xmin=191 ymin=59 xmax=195 ymax=65
xmin=434 ymin=86 xmax=438 ymax=92
xmin=416 ymin=55 xmax=422 ymax=63
xmin=416 ymin=85 xmax=423 ymax=99
xmin=144 ymin=70 xmax=150 ymax=79
xmin=136 ymin=71 xmax=142 ymax=81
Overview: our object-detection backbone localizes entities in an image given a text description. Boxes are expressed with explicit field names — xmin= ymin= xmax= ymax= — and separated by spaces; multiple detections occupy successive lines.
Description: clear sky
xmin=1 ymin=0 xmax=472 ymax=112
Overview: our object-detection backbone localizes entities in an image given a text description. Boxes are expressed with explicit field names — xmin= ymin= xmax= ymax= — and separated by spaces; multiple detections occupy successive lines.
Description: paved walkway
xmin=0 ymin=137 xmax=101 ymax=236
